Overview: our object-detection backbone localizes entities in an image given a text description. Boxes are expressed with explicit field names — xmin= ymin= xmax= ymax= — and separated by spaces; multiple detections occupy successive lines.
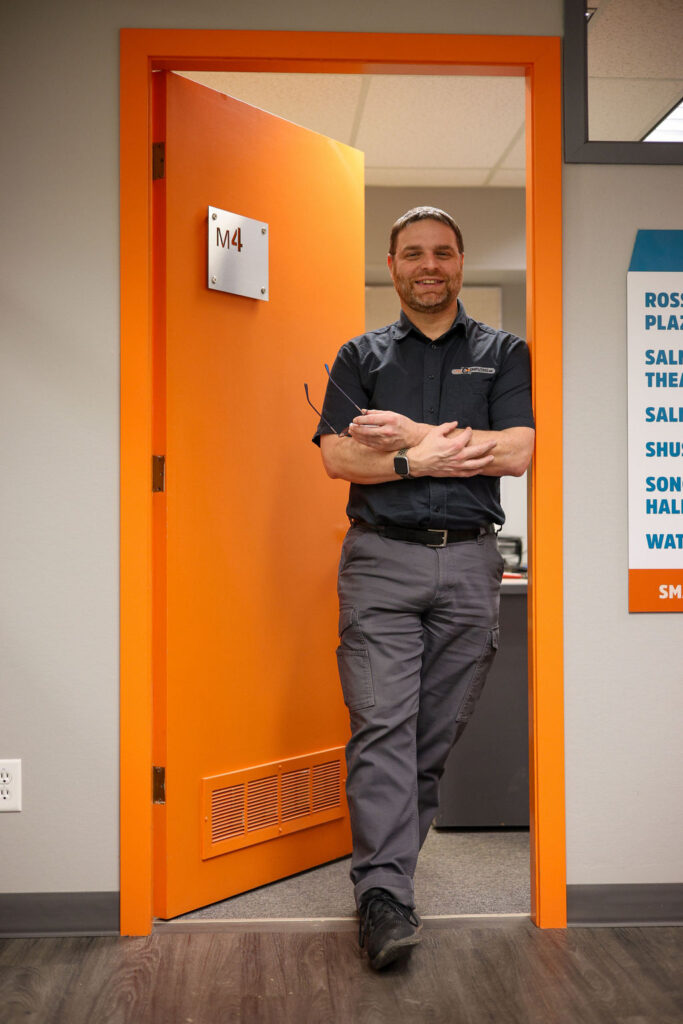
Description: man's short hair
xmin=389 ymin=207 xmax=464 ymax=256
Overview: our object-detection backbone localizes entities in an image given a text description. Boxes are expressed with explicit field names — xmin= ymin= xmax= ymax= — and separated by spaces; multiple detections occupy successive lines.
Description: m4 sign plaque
xmin=208 ymin=206 xmax=269 ymax=301
xmin=627 ymin=230 xmax=683 ymax=612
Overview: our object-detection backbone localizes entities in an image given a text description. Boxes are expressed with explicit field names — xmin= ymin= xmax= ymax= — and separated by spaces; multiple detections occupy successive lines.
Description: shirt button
xmin=431 ymin=344 xmax=437 ymax=350
xmin=428 ymin=374 xmax=434 ymax=381
xmin=434 ymin=506 xmax=441 ymax=513
xmin=428 ymin=406 xmax=435 ymax=413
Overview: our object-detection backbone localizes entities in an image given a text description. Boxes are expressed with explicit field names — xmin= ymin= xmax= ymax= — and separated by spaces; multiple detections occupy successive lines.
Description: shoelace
xmin=358 ymin=891 xmax=420 ymax=948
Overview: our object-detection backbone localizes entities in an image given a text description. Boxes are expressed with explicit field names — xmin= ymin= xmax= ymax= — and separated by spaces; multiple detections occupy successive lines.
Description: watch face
xmin=394 ymin=455 xmax=410 ymax=477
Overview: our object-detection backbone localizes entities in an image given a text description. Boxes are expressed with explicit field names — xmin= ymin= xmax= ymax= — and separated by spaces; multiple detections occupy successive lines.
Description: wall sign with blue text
xmin=628 ymin=230 xmax=683 ymax=611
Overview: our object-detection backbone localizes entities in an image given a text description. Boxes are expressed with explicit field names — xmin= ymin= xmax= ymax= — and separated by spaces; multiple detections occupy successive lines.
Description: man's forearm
xmin=345 ymin=412 xmax=533 ymax=478
xmin=320 ymin=434 xmax=399 ymax=484
xmin=321 ymin=422 xmax=534 ymax=483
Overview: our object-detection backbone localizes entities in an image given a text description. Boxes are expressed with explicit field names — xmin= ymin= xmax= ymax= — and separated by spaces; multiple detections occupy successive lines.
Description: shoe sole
xmin=369 ymin=930 xmax=422 ymax=971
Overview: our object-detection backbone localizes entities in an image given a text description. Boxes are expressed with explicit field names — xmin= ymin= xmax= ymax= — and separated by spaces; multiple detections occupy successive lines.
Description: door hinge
xmin=152 ymin=454 xmax=165 ymax=492
xmin=153 ymin=766 xmax=166 ymax=804
xmin=152 ymin=141 xmax=165 ymax=180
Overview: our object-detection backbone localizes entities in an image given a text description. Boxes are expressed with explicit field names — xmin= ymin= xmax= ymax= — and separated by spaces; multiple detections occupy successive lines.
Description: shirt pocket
xmin=444 ymin=376 xmax=492 ymax=430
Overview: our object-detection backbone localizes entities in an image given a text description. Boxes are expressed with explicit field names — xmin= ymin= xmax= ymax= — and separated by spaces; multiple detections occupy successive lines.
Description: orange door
xmin=152 ymin=71 xmax=364 ymax=919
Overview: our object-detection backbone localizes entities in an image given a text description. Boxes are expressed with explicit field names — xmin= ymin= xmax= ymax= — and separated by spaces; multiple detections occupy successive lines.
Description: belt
xmin=353 ymin=521 xmax=495 ymax=548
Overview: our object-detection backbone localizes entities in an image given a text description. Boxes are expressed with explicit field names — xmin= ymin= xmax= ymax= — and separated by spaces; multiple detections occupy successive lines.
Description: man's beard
xmin=393 ymin=274 xmax=460 ymax=315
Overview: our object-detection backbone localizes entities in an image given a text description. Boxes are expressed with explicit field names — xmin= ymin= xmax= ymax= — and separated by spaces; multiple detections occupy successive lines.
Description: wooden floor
xmin=0 ymin=919 xmax=681 ymax=1024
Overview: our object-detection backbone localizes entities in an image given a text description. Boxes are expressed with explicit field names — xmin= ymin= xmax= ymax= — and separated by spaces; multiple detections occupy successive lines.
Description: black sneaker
xmin=358 ymin=888 xmax=422 ymax=970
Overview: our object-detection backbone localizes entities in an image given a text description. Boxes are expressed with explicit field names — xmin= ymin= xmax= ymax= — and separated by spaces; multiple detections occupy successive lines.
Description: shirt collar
xmin=392 ymin=301 xmax=468 ymax=343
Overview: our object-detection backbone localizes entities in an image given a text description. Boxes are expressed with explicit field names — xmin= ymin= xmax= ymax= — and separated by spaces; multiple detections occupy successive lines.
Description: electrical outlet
xmin=0 ymin=759 xmax=22 ymax=812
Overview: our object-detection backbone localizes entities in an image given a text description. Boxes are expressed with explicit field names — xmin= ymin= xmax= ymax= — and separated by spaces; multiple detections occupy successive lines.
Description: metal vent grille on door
xmin=281 ymin=769 xmax=310 ymax=821
xmin=201 ymin=747 xmax=345 ymax=860
xmin=247 ymin=775 xmax=278 ymax=832
xmin=312 ymin=761 xmax=341 ymax=812
xmin=211 ymin=784 xmax=245 ymax=843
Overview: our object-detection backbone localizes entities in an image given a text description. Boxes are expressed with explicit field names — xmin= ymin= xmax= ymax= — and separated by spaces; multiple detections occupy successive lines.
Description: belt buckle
xmin=427 ymin=529 xmax=448 ymax=548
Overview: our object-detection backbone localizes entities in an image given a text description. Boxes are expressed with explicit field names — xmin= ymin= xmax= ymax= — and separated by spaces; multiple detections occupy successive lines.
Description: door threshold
xmin=154 ymin=912 xmax=530 ymax=934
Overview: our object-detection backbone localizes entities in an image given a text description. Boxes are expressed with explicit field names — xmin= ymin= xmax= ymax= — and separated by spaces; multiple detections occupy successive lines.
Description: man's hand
xmin=347 ymin=410 xmax=430 ymax=452
xmin=409 ymin=422 xmax=497 ymax=478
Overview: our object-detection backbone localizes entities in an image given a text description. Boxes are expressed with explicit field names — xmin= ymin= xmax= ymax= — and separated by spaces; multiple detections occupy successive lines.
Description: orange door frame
xmin=120 ymin=29 xmax=565 ymax=935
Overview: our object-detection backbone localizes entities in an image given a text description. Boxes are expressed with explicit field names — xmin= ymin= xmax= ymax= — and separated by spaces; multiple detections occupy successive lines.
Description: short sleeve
xmin=311 ymin=341 xmax=371 ymax=446
xmin=488 ymin=338 xmax=535 ymax=431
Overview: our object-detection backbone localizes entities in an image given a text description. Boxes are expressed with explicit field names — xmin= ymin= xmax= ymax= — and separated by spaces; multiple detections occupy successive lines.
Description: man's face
xmin=388 ymin=219 xmax=464 ymax=316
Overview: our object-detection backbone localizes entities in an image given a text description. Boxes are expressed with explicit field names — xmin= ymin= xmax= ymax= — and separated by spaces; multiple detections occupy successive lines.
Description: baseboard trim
xmin=3 ymin=886 xmax=680 ymax=935
xmin=567 ymin=884 xmax=683 ymax=926
xmin=0 ymin=892 xmax=119 ymax=937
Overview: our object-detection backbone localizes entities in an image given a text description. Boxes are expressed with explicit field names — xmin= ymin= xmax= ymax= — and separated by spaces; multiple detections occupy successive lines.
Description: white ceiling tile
xmin=176 ymin=71 xmax=363 ymax=144
xmin=500 ymin=128 xmax=526 ymax=169
xmin=355 ymin=76 xmax=525 ymax=170
xmin=175 ymin=70 xmax=527 ymax=188
xmin=588 ymin=77 xmax=683 ymax=141
xmin=365 ymin=167 xmax=490 ymax=187
xmin=487 ymin=169 xmax=527 ymax=188
xmin=588 ymin=0 xmax=683 ymax=80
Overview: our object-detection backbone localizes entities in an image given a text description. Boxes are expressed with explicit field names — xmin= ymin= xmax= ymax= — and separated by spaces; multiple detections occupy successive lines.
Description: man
xmin=312 ymin=207 xmax=535 ymax=970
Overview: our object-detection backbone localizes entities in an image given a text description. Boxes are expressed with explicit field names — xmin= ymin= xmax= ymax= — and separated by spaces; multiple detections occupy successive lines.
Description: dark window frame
xmin=563 ymin=0 xmax=683 ymax=164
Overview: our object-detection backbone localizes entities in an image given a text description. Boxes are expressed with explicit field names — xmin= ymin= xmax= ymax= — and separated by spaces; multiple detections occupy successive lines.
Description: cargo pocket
xmin=336 ymin=608 xmax=375 ymax=710
xmin=455 ymin=627 xmax=499 ymax=725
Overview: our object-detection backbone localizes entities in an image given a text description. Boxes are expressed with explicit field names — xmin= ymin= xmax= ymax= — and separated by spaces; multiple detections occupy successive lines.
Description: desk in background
xmin=435 ymin=580 xmax=528 ymax=828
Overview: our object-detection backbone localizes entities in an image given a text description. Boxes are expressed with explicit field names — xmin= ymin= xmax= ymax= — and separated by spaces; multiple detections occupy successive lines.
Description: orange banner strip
xmin=629 ymin=569 xmax=683 ymax=612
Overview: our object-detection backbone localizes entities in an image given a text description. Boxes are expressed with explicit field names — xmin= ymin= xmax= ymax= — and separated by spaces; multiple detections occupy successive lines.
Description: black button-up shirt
xmin=313 ymin=303 xmax=534 ymax=529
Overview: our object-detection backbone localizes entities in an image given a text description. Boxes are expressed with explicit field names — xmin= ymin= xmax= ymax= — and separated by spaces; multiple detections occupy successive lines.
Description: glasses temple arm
xmin=323 ymin=364 xmax=366 ymax=415
xmin=303 ymin=383 xmax=347 ymax=437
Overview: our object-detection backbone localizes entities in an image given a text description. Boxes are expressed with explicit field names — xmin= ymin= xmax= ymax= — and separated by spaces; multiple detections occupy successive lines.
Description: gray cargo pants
xmin=336 ymin=524 xmax=503 ymax=910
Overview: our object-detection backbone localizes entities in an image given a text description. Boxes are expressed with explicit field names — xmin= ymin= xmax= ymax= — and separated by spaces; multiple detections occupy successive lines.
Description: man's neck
xmin=401 ymin=302 xmax=459 ymax=341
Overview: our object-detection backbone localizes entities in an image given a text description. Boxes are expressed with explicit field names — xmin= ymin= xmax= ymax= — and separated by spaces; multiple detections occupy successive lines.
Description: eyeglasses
xmin=304 ymin=363 xmax=366 ymax=437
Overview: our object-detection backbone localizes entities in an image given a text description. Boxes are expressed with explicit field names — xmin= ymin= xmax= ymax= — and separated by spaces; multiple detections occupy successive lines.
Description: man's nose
xmin=419 ymin=254 xmax=440 ymax=274
xmin=418 ymin=251 xmax=439 ymax=271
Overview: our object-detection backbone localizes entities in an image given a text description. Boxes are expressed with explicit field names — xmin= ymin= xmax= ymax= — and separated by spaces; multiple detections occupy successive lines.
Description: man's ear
xmin=387 ymin=253 xmax=394 ymax=273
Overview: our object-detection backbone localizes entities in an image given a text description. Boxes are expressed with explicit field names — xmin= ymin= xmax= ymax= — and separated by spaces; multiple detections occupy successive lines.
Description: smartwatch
xmin=394 ymin=448 xmax=412 ymax=479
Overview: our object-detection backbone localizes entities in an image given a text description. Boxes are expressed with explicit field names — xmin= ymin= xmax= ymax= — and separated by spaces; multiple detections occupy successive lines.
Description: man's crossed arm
xmin=320 ymin=410 xmax=534 ymax=485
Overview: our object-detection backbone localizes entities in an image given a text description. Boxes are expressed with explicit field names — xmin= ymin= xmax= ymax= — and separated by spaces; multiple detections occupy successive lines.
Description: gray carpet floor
xmin=171 ymin=829 xmax=529 ymax=922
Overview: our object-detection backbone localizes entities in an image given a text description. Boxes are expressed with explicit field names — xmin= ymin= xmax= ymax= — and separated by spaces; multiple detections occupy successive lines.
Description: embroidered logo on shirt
xmin=451 ymin=366 xmax=495 ymax=375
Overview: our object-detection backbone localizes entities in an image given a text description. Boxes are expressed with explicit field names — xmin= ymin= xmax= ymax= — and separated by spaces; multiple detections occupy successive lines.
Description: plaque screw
xmin=211 ymin=276 xmax=217 ymax=284
xmin=212 ymin=212 xmax=217 ymax=220
xmin=261 ymin=287 xmax=266 ymax=294
xmin=261 ymin=227 xmax=267 ymax=235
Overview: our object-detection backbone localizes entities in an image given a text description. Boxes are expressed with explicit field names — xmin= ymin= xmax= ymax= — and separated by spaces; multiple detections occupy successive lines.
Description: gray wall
xmin=563 ymin=164 xmax=683 ymax=883
xmin=4 ymin=0 xmax=681 ymax=899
